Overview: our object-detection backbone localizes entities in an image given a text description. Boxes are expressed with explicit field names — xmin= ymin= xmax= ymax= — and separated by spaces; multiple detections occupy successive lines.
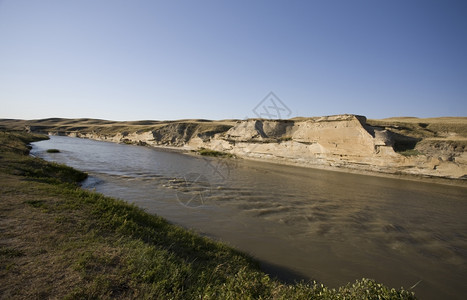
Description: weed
xmin=399 ymin=149 xmax=422 ymax=156
xmin=197 ymin=147 xmax=234 ymax=158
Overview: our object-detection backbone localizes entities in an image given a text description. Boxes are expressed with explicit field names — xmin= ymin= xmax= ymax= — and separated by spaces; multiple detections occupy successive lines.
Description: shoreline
xmin=1 ymin=115 xmax=465 ymax=183
xmin=55 ymin=133 xmax=467 ymax=188
xmin=232 ymin=153 xmax=467 ymax=188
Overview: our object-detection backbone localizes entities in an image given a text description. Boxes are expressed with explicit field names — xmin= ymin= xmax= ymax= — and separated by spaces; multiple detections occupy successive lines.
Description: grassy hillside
xmin=0 ymin=130 xmax=416 ymax=299
xmin=2 ymin=116 xmax=465 ymax=139
xmin=367 ymin=117 xmax=467 ymax=139
xmin=0 ymin=118 xmax=235 ymax=137
xmin=367 ymin=117 xmax=467 ymax=156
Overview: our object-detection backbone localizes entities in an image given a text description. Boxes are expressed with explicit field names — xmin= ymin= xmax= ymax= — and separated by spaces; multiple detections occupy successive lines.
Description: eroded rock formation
xmin=2 ymin=115 xmax=465 ymax=180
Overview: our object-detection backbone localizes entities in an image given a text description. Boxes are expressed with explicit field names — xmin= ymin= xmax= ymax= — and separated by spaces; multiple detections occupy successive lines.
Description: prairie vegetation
xmin=0 ymin=130 xmax=416 ymax=299
xmin=367 ymin=117 xmax=467 ymax=156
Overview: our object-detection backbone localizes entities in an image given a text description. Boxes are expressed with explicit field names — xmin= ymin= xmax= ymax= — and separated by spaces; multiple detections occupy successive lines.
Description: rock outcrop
xmin=2 ymin=115 xmax=466 ymax=180
xmin=190 ymin=115 xmax=466 ymax=179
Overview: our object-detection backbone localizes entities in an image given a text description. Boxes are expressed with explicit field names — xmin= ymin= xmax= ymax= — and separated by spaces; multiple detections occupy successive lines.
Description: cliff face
xmin=188 ymin=115 xmax=466 ymax=179
xmin=1 ymin=115 xmax=465 ymax=180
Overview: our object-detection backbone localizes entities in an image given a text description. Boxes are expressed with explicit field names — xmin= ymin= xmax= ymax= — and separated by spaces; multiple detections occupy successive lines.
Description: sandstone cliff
xmin=1 ymin=115 xmax=465 ymax=180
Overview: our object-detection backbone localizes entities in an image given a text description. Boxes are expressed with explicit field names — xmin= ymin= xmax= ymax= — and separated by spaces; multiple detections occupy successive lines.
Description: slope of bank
xmin=1 ymin=115 xmax=466 ymax=181
xmin=0 ymin=131 xmax=416 ymax=299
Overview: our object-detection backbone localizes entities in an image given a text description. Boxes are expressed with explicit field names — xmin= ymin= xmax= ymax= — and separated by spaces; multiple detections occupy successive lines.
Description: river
xmin=31 ymin=135 xmax=467 ymax=299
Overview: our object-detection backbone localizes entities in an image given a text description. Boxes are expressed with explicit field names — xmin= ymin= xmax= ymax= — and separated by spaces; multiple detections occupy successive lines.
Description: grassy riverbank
xmin=0 ymin=131 xmax=416 ymax=299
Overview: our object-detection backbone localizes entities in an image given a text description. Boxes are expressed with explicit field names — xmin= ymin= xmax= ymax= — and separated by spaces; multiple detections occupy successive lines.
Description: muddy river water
xmin=31 ymin=136 xmax=467 ymax=299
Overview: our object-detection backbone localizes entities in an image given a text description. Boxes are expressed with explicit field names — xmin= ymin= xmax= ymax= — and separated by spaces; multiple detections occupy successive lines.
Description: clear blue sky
xmin=1 ymin=0 xmax=466 ymax=120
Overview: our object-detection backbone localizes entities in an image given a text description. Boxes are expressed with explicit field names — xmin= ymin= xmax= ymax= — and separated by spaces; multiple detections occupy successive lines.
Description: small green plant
xmin=197 ymin=147 xmax=234 ymax=158
xmin=47 ymin=149 xmax=60 ymax=153
xmin=398 ymin=149 xmax=422 ymax=156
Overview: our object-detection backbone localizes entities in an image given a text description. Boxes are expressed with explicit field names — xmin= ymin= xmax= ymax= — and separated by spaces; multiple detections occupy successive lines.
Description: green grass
xmin=46 ymin=148 xmax=60 ymax=153
xmin=0 ymin=130 xmax=416 ymax=299
xmin=398 ymin=149 xmax=423 ymax=157
xmin=0 ymin=131 xmax=88 ymax=184
xmin=197 ymin=147 xmax=235 ymax=158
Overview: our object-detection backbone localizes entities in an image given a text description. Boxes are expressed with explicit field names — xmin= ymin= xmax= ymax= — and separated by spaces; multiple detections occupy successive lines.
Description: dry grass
xmin=367 ymin=117 xmax=467 ymax=156
xmin=368 ymin=117 xmax=467 ymax=139
xmin=0 ymin=175 xmax=84 ymax=298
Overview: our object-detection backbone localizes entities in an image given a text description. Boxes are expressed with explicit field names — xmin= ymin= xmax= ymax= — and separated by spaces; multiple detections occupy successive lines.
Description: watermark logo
xmin=176 ymin=147 xmax=238 ymax=208
xmin=240 ymin=92 xmax=291 ymax=157
xmin=176 ymin=173 xmax=211 ymax=208
xmin=202 ymin=155 xmax=235 ymax=182
xmin=252 ymin=92 xmax=292 ymax=119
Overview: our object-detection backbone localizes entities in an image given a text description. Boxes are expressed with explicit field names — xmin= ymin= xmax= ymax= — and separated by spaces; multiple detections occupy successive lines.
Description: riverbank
xmin=0 ymin=130 xmax=416 ymax=299
xmin=1 ymin=115 xmax=466 ymax=183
